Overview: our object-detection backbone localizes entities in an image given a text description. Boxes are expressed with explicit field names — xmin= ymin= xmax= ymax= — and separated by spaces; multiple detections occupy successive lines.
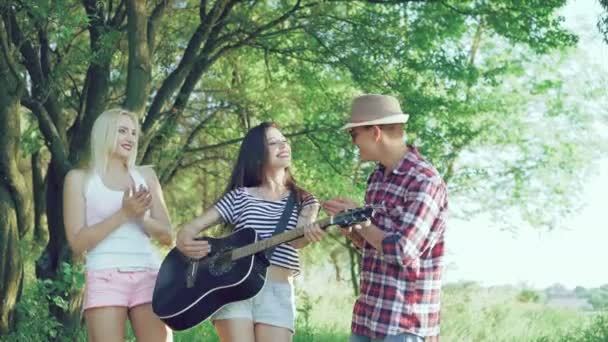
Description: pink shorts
xmin=83 ymin=268 xmax=158 ymax=311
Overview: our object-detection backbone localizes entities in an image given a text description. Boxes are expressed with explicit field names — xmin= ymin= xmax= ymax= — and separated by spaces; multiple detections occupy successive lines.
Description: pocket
xmin=271 ymin=283 xmax=294 ymax=312
xmin=87 ymin=269 xmax=115 ymax=282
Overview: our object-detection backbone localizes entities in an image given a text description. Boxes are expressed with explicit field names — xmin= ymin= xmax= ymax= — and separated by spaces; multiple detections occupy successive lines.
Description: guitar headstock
xmin=332 ymin=206 xmax=374 ymax=228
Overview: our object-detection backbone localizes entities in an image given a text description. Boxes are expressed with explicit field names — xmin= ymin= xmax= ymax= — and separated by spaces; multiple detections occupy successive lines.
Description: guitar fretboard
xmin=230 ymin=217 xmax=333 ymax=261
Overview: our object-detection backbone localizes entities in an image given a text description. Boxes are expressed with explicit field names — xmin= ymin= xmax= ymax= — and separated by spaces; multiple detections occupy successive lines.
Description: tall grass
xmin=3 ymin=260 xmax=605 ymax=341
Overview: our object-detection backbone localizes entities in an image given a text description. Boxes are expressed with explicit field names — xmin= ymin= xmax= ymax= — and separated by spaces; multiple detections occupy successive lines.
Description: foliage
xmin=1 ymin=0 xmax=607 ymax=336
xmin=6 ymin=270 xmax=606 ymax=342
xmin=577 ymin=285 xmax=608 ymax=311
xmin=536 ymin=314 xmax=608 ymax=342
xmin=599 ymin=0 xmax=608 ymax=43
xmin=2 ymin=279 xmax=63 ymax=341
xmin=518 ymin=289 xmax=541 ymax=303
xmin=2 ymin=262 xmax=83 ymax=341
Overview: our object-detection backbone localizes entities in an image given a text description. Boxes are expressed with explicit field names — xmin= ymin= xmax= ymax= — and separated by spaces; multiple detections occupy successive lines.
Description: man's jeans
xmin=349 ymin=332 xmax=425 ymax=342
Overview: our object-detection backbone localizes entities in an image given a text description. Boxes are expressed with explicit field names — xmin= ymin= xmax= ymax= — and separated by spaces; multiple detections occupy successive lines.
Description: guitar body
xmin=152 ymin=227 xmax=269 ymax=330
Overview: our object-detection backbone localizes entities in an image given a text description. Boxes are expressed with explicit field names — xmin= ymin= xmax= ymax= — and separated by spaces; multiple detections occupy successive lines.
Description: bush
xmin=3 ymin=278 xmax=63 ymax=341
xmin=518 ymin=289 xmax=541 ymax=303
xmin=535 ymin=313 xmax=608 ymax=342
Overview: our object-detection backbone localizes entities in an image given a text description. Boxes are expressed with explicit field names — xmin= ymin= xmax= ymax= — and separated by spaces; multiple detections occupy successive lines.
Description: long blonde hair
xmin=89 ymin=108 xmax=139 ymax=175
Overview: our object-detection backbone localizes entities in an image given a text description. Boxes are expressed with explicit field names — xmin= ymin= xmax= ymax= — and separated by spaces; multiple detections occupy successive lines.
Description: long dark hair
xmin=222 ymin=122 xmax=307 ymax=209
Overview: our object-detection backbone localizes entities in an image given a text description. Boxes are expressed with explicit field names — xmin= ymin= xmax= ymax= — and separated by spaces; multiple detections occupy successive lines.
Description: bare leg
xmin=255 ymin=323 xmax=293 ymax=342
xmin=214 ymin=319 xmax=256 ymax=342
xmin=84 ymin=306 xmax=128 ymax=342
xmin=129 ymin=303 xmax=172 ymax=342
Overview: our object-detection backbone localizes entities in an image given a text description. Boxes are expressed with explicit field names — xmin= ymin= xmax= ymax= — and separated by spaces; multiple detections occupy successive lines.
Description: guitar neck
xmin=231 ymin=217 xmax=333 ymax=261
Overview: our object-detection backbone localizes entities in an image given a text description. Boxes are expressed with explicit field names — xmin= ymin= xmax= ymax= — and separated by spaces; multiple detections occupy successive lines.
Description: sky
xmin=443 ymin=0 xmax=608 ymax=289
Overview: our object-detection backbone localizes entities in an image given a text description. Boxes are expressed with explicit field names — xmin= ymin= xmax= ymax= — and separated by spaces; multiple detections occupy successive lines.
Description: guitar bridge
xmin=186 ymin=260 xmax=198 ymax=288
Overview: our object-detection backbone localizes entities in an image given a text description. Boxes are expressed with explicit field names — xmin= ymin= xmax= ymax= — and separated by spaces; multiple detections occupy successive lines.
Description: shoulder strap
xmin=128 ymin=167 xmax=148 ymax=190
xmin=265 ymin=191 xmax=297 ymax=260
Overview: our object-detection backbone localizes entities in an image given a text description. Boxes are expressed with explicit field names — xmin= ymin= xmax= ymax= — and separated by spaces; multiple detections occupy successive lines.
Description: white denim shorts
xmin=211 ymin=280 xmax=296 ymax=332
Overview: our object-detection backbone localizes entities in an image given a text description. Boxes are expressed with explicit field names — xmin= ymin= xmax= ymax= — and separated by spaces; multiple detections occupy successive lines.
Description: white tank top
xmin=84 ymin=168 xmax=161 ymax=271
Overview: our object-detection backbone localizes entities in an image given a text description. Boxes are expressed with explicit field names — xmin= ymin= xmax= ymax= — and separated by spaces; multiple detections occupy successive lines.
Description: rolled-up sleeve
xmin=301 ymin=193 xmax=319 ymax=211
xmin=381 ymin=179 xmax=445 ymax=267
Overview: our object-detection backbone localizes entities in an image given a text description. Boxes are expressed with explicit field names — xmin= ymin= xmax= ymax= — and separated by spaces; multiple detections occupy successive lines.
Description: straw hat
xmin=341 ymin=94 xmax=409 ymax=130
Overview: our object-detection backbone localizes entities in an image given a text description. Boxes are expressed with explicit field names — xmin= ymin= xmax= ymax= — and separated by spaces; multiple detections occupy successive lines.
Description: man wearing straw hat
xmin=323 ymin=94 xmax=447 ymax=342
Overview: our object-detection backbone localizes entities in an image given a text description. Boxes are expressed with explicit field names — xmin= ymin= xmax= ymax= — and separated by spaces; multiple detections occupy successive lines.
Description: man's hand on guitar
xmin=323 ymin=197 xmax=367 ymax=248
xmin=343 ymin=227 xmax=365 ymax=249
xmin=176 ymin=227 xmax=211 ymax=259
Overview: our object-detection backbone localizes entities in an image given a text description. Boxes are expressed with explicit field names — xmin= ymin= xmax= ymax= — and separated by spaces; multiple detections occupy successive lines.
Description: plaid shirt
xmin=352 ymin=146 xmax=448 ymax=339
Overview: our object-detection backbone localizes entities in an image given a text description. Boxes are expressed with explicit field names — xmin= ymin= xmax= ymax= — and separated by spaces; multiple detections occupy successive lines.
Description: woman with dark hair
xmin=176 ymin=122 xmax=325 ymax=342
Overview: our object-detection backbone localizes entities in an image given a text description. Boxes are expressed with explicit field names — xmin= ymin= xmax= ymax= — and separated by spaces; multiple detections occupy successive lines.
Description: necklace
xmin=254 ymin=186 xmax=289 ymax=201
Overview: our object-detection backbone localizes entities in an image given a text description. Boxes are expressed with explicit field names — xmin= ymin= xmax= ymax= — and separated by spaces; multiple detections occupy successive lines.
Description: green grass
xmin=4 ymin=260 xmax=606 ymax=341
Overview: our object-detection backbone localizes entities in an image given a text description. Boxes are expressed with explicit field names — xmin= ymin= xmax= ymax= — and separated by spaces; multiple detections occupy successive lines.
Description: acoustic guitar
xmin=152 ymin=207 xmax=373 ymax=330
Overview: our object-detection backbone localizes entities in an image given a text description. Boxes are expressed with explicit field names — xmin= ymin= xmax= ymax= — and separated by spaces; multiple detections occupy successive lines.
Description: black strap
xmin=264 ymin=190 xmax=297 ymax=260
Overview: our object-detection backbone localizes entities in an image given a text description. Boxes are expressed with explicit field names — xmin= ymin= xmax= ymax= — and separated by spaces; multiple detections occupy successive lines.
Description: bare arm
xmin=352 ymin=221 xmax=384 ymax=250
xmin=291 ymin=203 xmax=322 ymax=249
xmin=63 ymin=170 xmax=144 ymax=256
xmin=323 ymin=180 xmax=446 ymax=267
xmin=139 ymin=166 xmax=172 ymax=246
xmin=175 ymin=207 xmax=224 ymax=258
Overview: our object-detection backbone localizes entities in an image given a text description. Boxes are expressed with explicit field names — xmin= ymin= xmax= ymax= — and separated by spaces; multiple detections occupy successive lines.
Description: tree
xmin=0 ymin=14 xmax=33 ymax=333
xmin=599 ymin=0 xmax=608 ymax=43
xmin=0 ymin=0 xmax=592 ymax=332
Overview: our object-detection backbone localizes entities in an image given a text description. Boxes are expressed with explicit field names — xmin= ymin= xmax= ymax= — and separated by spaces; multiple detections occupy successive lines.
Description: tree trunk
xmin=35 ymin=162 xmax=82 ymax=331
xmin=32 ymin=151 xmax=48 ymax=246
xmin=348 ymin=243 xmax=361 ymax=296
xmin=0 ymin=40 xmax=28 ymax=334
xmin=124 ymin=0 xmax=151 ymax=115
xmin=0 ymin=185 xmax=22 ymax=334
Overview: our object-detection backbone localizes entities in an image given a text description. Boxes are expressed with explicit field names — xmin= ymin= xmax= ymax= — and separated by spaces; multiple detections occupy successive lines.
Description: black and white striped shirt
xmin=214 ymin=187 xmax=318 ymax=273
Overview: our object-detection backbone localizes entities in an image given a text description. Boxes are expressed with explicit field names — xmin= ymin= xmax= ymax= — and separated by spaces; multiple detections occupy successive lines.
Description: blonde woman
xmin=63 ymin=108 xmax=173 ymax=341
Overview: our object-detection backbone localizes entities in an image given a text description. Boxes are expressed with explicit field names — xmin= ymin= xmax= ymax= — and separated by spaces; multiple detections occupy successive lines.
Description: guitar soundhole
xmin=208 ymin=250 xmax=233 ymax=276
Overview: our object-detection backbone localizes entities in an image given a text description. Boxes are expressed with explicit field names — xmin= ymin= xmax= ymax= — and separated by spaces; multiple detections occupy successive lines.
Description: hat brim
xmin=340 ymin=113 xmax=409 ymax=130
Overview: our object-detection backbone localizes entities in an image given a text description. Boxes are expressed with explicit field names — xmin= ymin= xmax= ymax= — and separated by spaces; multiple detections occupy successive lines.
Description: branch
xmin=157 ymin=105 xmax=227 ymax=184
xmin=143 ymin=0 xmax=234 ymax=135
xmin=21 ymin=97 xmax=71 ymax=175
xmin=176 ymin=156 xmax=226 ymax=174
xmin=209 ymin=0 xmax=305 ymax=62
xmin=0 ymin=21 xmax=24 ymax=89
xmin=37 ymin=24 xmax=52 ymax=79
xmin=306 ymin=135 xmax=346 ymax=176
xmin=438 ymin=1 xmax=477 ymax=16
xmin=147 ymin=0 xmax=170 ymax=54
xmin=124 ymin=0 xmax=151 ymax=114
xmin=68 ymin=62 xmax=111 ymax=164
xmin=51 ymin=27 xmax=87 ymax=67
xmin=6 ymin=8 xmax=44 ymax=85
xmin=186 ymin=125 xmax=340 ymax=153
xmin=7 ymin=6 xmax=64 ymax=126
xmin=249 ymin=42 xmax=331 ymax=64
xmin=141 ymin=102 xmax=226 ymax=167
xmin=66 ymin=72 xmax=84 ymax=116
xmin=110 ymin=0 xmax=127 ymax=27
xmin=357 ymin=0 xmax=433 ymax=3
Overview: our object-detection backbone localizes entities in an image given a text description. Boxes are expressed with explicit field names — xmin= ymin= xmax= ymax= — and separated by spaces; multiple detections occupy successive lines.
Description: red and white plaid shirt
xmin=352 ymin=146 xmax=448 ymax=339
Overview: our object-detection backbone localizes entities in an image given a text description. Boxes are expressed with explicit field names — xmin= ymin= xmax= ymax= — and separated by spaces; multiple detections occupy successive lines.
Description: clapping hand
xmin=121 ymin=184 xmax=152 ymax=219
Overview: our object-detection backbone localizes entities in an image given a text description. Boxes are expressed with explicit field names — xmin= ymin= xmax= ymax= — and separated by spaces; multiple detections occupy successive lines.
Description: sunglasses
xmin=348 ymin=126 xmax=374 ymax=142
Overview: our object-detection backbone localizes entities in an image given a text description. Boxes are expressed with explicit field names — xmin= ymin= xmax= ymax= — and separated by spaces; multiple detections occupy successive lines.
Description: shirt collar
xmin=375 ymin=145 xmax=419 ymax=176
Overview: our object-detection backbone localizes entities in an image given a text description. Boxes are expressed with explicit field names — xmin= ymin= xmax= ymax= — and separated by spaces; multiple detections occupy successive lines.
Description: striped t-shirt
xmin=214 ymin=187 xmax=318 ymax=273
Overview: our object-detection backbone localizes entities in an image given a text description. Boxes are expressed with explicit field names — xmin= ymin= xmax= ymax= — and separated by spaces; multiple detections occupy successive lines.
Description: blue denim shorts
xmin=211 ymin=280 xmax=295 ymax=332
